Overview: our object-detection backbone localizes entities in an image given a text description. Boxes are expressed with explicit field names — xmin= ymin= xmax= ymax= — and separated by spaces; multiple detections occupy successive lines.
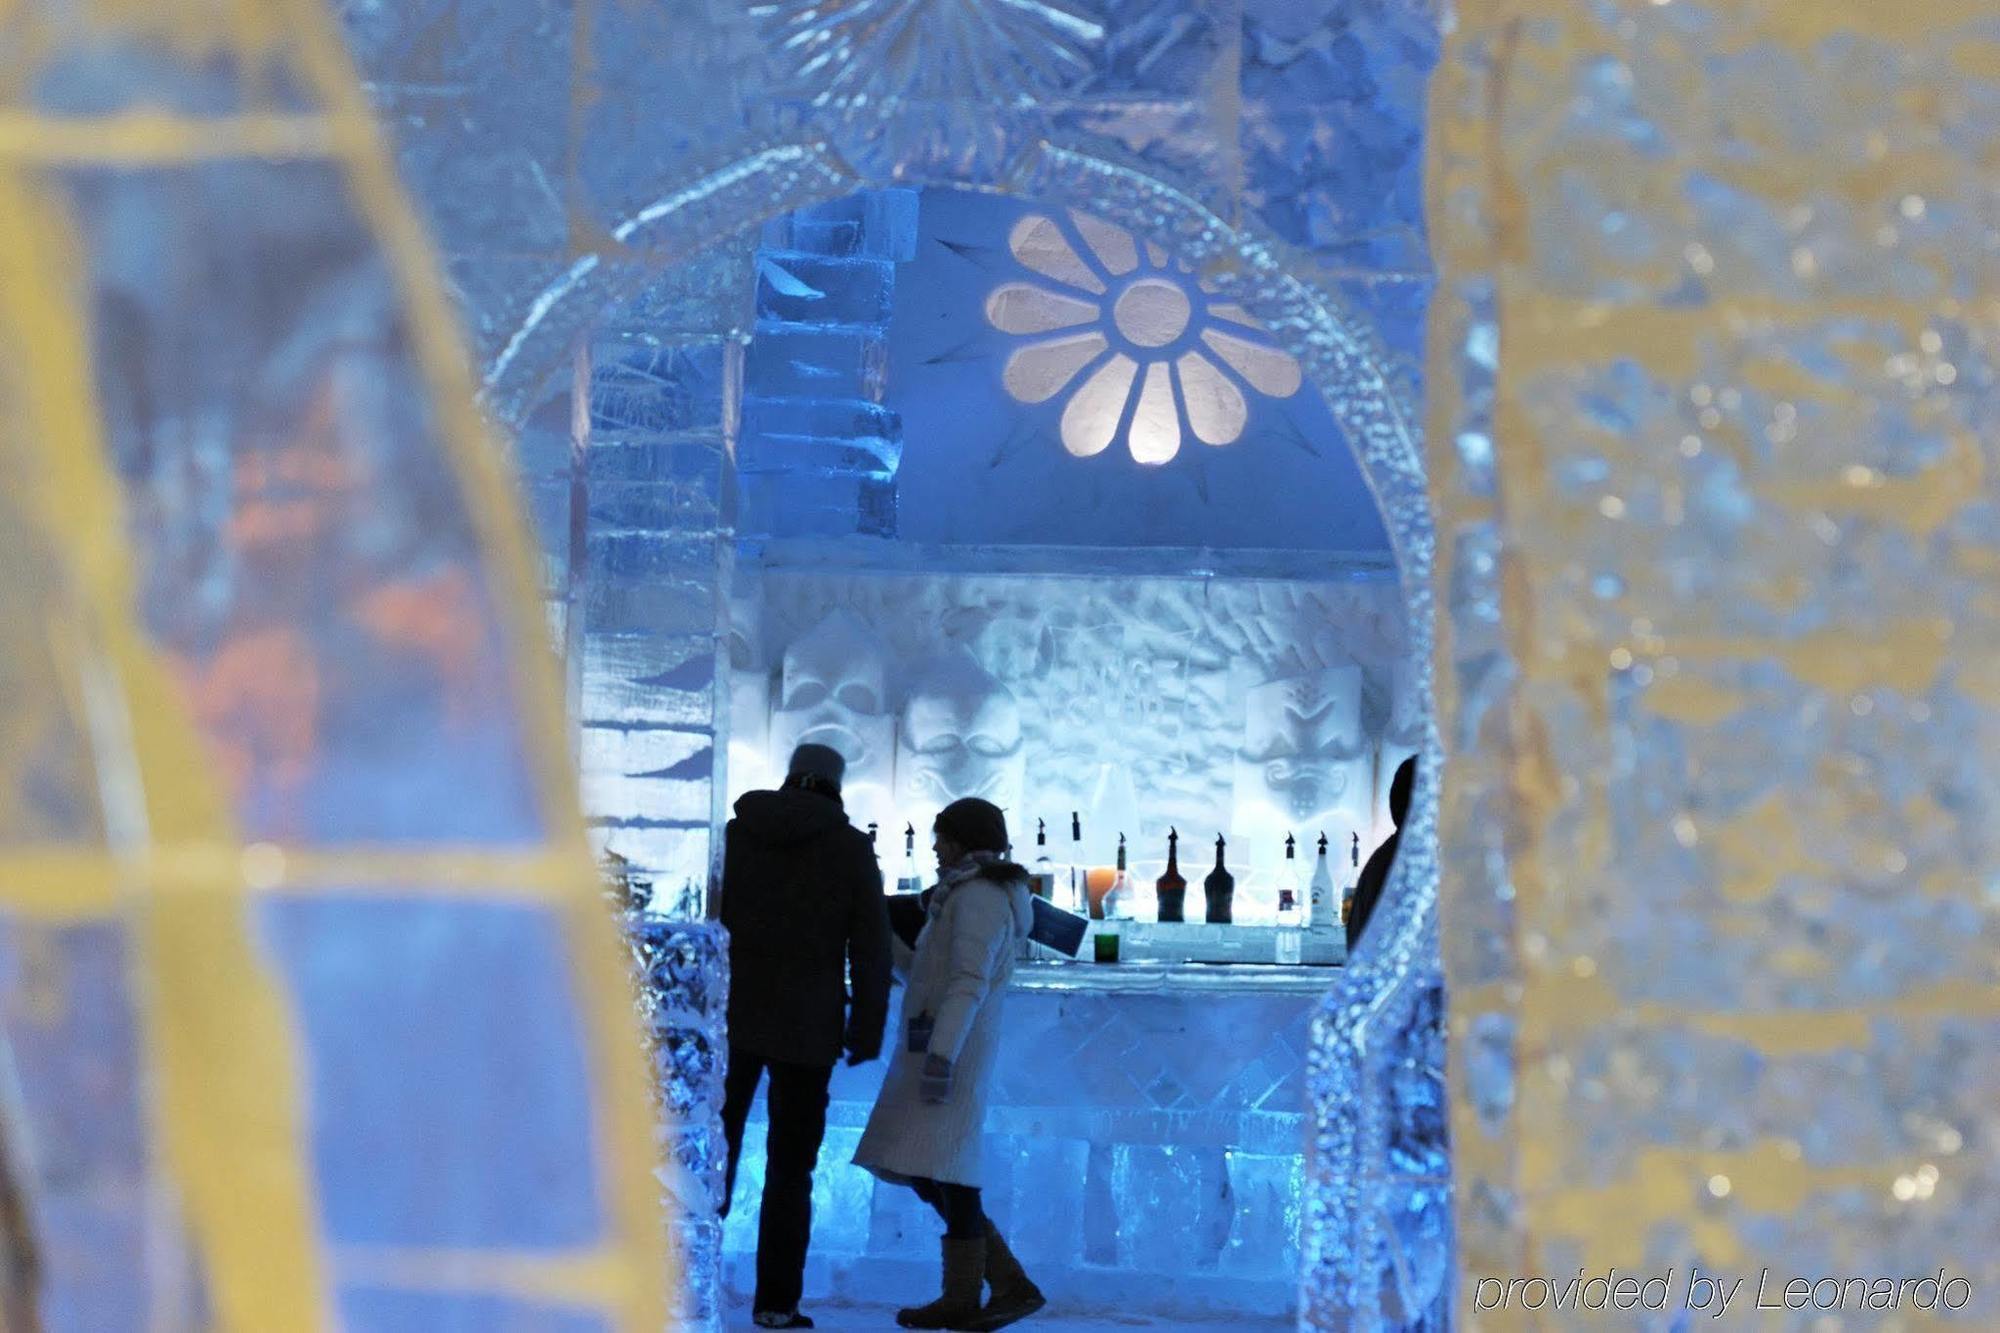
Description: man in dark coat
xmin=1348 ymin=754 xmax=1416 ymax=953
xmin=719 ymin=742 xmax=891 ymax=1330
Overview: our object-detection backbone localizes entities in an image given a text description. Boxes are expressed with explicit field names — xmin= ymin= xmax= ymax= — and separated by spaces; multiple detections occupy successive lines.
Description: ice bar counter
xmin=719 ymin=834 xmax=1347 ymax=1324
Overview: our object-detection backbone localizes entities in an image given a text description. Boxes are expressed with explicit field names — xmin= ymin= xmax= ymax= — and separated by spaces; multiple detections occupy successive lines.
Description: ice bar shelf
xmin=1053 ymin=922 xmax=1347 ymax=969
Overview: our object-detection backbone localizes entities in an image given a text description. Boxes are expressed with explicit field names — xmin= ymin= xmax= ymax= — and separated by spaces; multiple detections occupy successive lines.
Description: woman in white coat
xmin=853 ymin=797 xmax=1045 ymax=1331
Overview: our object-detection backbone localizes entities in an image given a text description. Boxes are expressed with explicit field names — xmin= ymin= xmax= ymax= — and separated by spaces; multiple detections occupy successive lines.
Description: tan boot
xmin=965 ymin=1222 xmax=1046 ymax=1331
xmin=896 ymin=1235 xmax=986 ymax=1329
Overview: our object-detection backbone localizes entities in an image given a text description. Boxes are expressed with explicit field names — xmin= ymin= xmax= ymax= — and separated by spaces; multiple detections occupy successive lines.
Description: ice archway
xmin=338 ymin=1 xmax=1450 ymax=1324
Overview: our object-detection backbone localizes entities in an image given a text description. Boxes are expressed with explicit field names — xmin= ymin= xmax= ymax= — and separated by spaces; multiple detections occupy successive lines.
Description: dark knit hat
xmin=934 ymin=797 xmax=1010 ymax=855
xmin=786 ymin=742 xmax=846 ymax=788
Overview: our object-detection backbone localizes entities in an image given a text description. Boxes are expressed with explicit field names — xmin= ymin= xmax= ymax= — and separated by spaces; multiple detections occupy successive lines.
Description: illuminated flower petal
xmin=1200 ymin=327 xmax=1303 ymax=398
xmin=1111 ymin=278 xmax=1191 ymax=347
xmin=1129 ymin=362 xmax=1181 ymax=465
xmin=1177 ymin=351 xmax=1248 ymax=445
xmin=1003 ymin=332 xmax=1108 ymax=403
xmin=990 ymin=207 xmax=1307 ymax=464
xmin=1009 ymin=214 xmax=1106 ymax=294
xmin=1069 ymin=210 xmax=1137 ymax=276
xmin=985 ymin=282 xmax=1098 ymax=334
xmin=1060 ymin=354 xmax=1137 ymax=457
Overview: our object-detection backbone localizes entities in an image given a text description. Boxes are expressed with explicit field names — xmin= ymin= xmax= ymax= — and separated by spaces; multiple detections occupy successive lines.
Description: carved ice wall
xmin=733 ymin=563 xmax=1413 ymax=907
xmin=769 ymin=609 xmax=899 ymax=822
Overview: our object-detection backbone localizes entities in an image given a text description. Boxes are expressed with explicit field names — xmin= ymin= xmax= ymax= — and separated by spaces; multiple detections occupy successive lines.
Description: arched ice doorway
xmin=479 ymin=141 xmax=1450 ymax=1329
xmin=334 ymin=1 xmax=1453 ymax=1323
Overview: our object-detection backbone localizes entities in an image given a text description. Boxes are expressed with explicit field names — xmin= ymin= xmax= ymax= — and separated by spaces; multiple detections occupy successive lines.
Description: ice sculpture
xmin=768 ymin=609 xmax=896 ymax=829
xmin=1231 ymin=666 xmax=1372 ymax=873
xmin=750 ymin=565 xmax=1408 ymax=862
xmin=896 ymin=646 xmax=1026 ymax=833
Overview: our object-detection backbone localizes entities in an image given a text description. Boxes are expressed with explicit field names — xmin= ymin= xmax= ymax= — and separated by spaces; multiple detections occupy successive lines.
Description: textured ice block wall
xmin=1430 ymin=0 xmax=2000 ymax=1316
xmin=740 ymin=191 xmax=919 ymax=540
xmin=523 ymin=247 xmax=759 ymax=907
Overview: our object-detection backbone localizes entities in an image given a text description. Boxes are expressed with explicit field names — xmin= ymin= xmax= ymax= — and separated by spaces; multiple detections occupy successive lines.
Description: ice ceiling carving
xmin=987 ymin=211 xmax=1304 ymax=464
xmin=750 ymin=0 xmax=1105 ymax=174
xmin=753 ymin=0 xmax=1102 ymax=110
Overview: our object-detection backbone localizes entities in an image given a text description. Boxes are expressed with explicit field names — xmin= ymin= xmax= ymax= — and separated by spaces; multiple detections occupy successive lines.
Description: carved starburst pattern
xmin=751 ymin=0 xmax=1105 ymax=112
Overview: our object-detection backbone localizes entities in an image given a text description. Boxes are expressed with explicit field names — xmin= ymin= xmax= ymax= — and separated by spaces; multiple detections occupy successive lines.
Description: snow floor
xmin=723 ymin=1297 xmax=1290 ymax=1330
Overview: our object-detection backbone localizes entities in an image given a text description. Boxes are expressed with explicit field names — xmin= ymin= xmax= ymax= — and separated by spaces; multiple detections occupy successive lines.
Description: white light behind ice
xmin=989 ymin=211 xmax=1302 ymax=465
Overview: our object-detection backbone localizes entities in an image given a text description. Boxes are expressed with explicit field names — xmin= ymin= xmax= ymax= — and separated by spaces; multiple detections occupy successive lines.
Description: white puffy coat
xmin=852 ymin=861 xmax=1033 ymax=1187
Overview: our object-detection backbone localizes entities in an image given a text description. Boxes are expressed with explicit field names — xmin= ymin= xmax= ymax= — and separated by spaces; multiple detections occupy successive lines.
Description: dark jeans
xmin=721 ymin=1046 xmax=834 ymax=1315
xmin=910 ymin=1177 xmax=987 ymax=1239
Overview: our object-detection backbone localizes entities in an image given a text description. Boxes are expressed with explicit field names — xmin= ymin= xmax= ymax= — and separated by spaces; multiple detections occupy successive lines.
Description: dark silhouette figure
xmin=719 ymin=743 xmax=891 ymax=1330
xmin=1349 ymin=755 xmax=1417 ymax=952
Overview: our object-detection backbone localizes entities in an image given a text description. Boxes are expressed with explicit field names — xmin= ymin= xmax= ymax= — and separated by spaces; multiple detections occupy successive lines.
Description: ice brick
xmin=1222 ymin=1150 xmax=1303 ymax=1280
xmin=742 ymin=325 xmax=889 ymax=403
xmin=1112 ymin=1143 xmax=1227 ymax=1272
xmin=994 ymin=1135 xmax=1088 ymax=1265
xmin=583 ymin=572 xmax=718 ymax=636
xmin=755 ymin=253 xmax=897 ymax=327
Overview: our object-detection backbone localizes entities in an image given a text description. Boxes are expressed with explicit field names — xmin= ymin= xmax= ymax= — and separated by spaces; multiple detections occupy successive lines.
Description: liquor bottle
xmin=867 ymin=822 xmax=879 ymax=856
xmin=1308 ymin=832 xmax=1338 ymax=932
xmin=1204 ymin=834 xmax=1235 ymax=924
xmin=1154 ymin=828 xmax=1187 ymax=923
xmin=1101 ymin=834 xmax=1136 ymax=921
xmin=1276 ymin=835 xmax=1302 ymax=928
xmin=1069 ymin=811 xmax=1087 ymax=916
xmin=1346 ymin=830 xmax=1361 ymax=925
xmin=897 ymin=822 xmax=924 ymax=895
xmin=1031 ymin=819 xmax=1059 ymax=900
xmin=1275 ymin=834 xmax=1304 ymax=964
xmin=1016 ymin=819 xmax=1056 ymax=963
